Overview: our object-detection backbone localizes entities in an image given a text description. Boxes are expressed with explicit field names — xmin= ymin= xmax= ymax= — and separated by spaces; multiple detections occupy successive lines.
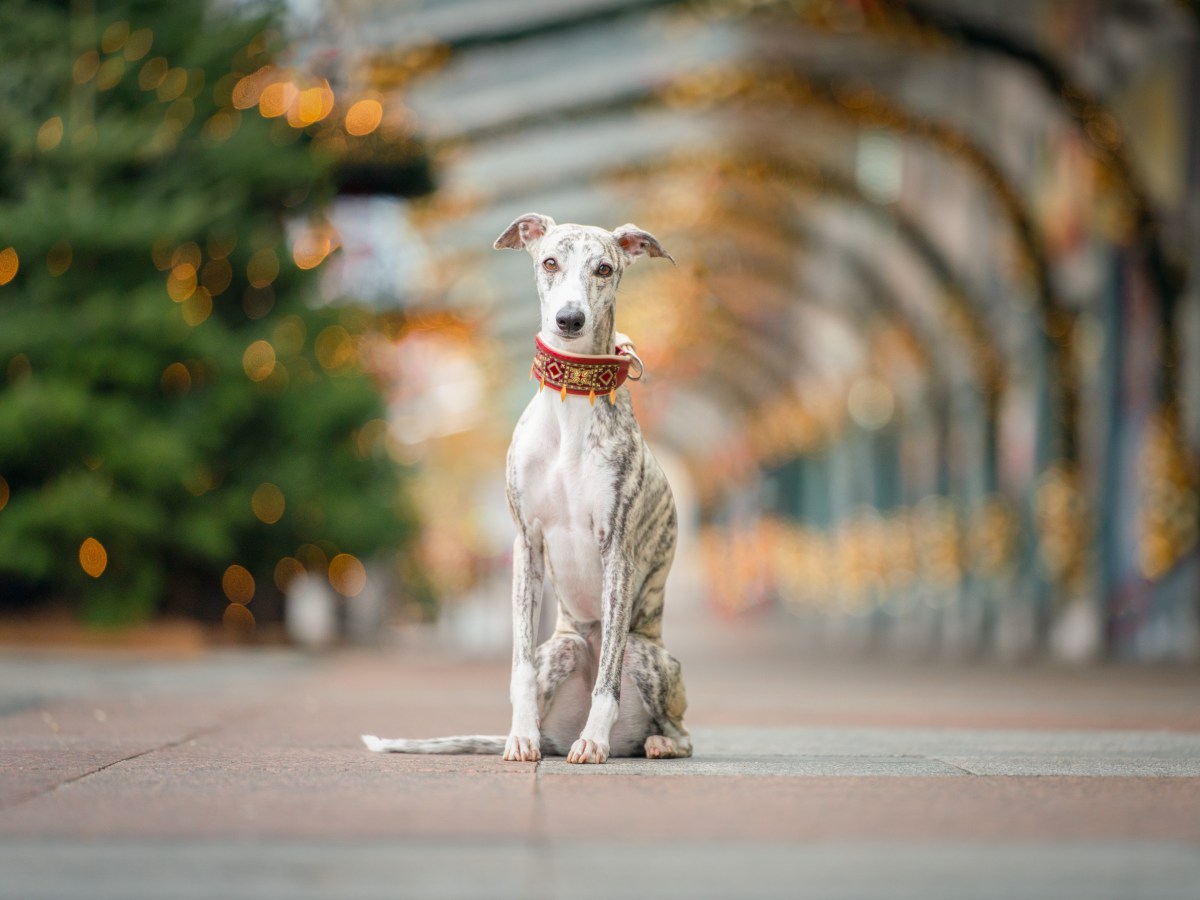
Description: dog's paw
xmin=644 ymin=735 xmax=681 ymax=759
xmin=503 ymin=733 xmax=541 ymax=762
xmin=567 ymin=738 xmax=609 ymax=764
xmin=361 ymin=734 xmax=387 ymax=752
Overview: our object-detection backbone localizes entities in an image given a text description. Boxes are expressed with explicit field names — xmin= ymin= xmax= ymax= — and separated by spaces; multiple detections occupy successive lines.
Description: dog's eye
xmin=596 ymin=263 xmax=613 ymax=277
xmin=542 ymin=258 xmax=558 ymax=271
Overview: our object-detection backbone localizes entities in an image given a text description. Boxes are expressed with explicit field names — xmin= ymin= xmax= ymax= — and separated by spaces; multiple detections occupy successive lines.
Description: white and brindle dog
xmin=363 ymin=213 xmax=691 ymax=764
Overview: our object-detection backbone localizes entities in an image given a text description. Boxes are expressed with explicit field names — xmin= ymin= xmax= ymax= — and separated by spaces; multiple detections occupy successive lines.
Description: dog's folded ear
xmin=494 ymin=213 xmax=556 ymax=252
xmin=613 ymin=225 xmax=675 ymax=266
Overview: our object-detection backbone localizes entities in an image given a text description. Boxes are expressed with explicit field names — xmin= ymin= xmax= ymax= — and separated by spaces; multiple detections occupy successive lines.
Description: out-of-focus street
xmin=3 ymin=607 xmax=1198 ymax=900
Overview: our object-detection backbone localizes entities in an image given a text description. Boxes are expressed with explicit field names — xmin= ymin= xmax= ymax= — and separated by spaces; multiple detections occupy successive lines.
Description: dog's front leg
xmin=505 ymin=531 xmax=544 ymax=762
xmin=567 ymin=552 xmax=632 ymax=764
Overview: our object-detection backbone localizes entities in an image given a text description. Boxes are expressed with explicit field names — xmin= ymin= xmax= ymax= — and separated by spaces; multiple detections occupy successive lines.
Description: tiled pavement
xmin=2 ymin=611 xmax=1199 ymax=899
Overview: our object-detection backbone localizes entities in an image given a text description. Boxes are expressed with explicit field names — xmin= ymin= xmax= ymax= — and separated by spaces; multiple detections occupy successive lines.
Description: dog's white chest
xmin=509 ymin=395 xmax=615 ymax=623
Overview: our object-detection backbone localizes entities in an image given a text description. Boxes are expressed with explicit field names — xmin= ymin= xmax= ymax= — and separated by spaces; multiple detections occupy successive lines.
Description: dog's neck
xmin=537 ymin=326 xmax=617 ymax=358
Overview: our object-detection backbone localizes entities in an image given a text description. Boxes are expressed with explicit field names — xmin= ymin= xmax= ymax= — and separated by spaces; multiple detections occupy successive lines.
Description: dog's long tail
xmin=361 ymin=734 xmax=507 ymax=754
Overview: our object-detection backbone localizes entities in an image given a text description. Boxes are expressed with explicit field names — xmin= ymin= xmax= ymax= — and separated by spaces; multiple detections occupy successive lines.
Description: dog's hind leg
xmin=626 ymin=633 xmax=692 ymax=759
xmin=534 ymin=631 xmax=592 ymax=756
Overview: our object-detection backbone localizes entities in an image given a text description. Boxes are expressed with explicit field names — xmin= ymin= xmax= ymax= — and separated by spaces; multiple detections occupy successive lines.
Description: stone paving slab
xmin=3 ymin=630 xmax=1199 ymax=899
xmin=3 ymin=840 xmax=1199 ymax=900
xmin=535 ymin=774 xmax=1200 ymax=842
xmin=537 ymin=755 xmax=967 ymax=776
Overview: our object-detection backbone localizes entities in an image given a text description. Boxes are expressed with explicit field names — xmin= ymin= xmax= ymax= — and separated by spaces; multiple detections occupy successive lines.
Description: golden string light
xmin=1138 ymin=411 xmax=1199 ymax=580
xmin=79 ymin=538 xmax=108 ymax=578
xmin=221 ymin=564 xmax=255 ymax=604
xmin=0 ymin=247 xmax=18 ymax=285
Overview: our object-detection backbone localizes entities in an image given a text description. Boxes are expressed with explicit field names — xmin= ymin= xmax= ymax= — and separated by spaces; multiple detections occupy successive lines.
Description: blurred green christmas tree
xmin=0 ymin=0 xmax=423 ymax=627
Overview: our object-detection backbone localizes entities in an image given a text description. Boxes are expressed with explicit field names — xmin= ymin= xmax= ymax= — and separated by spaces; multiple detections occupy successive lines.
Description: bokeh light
xmin=160 ymin=362 xmax=191 ymax=394
xmin=274 ymin=556 xmax=305 ymax=592
xmin=124 ymin=27 xmax=153 ymax=61
xmin=181 ymin=288 xmax=212 ymax=325
xmin=344 ymin=99 xmax=383 ymax=136
xmin=243 ymin=340 xmax=277 ymax=381
xmin=36 ymin=117 xmax=63 ymax=152
xmin=79 ymin=538 xmax=108 ymax=578
xmin=247 ymin=248 xmax=279 ymax=287
xmin=328 ymin=553 xmax=367 ymax=597
xmin=0 ymin=247 xmax=19 ymax=285
xmin=222 ymin=564 xmax=255 ymax=604
xmin=222 ymin=601 xmax=256 ymax=634
xmin=138 ymin=56 xmax=167 ymax=90
xmin=252 ymin=482 xmax=286 ymax=524
xmin=73 ymin=50 xmax=100 ymax=84
xmin=166 ymin=262 xmax=197 ymax=301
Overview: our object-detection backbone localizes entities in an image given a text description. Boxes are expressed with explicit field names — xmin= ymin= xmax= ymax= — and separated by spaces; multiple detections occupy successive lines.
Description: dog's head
xmin=494 ymin=213 xmax=673 ymax=354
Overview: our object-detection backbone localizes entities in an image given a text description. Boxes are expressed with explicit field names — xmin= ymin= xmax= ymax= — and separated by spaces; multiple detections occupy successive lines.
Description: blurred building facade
xmin=296 ymin=0 xmax=1200 ymax=661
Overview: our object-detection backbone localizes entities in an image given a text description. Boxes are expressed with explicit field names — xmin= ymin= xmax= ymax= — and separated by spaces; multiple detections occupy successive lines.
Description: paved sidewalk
xmin=2 ymin=610 xmax=1199 ymax=899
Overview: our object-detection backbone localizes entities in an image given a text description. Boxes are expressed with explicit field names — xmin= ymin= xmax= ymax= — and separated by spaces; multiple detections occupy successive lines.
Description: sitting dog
xmin=363 ymin=213 xmax=691 ymax=763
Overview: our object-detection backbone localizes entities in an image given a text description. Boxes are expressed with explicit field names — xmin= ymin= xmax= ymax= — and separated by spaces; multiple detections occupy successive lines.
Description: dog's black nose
xmin=555 ymin=307 xmax=585 ymax=335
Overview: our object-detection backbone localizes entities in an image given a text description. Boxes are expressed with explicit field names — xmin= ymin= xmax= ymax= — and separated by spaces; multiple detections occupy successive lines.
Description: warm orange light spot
xmin=160 ymin=362 xmax=191 ymax=394
xmin=243 ymin=340 xmax=276 ymax=382
xmin=314 ymin=325 xmax=355 ymax=370
xmin=258 ymin=81 xmax=297 ymax=118
xmin=289 ymin=85 xmax=330 ymax=127
xmin=124 ymin=28 xmax=153 ymax=61
xmin=96 ymin=56 xmax=126 ymax=90
xmin=37 ymin=117 xmax=64 ymax=152
xmin=292 ymin=231 xmax=332 ymax=270
xmin=74 ymin=51 xmax=100 ymax=84
xmin=222 ymin=564 xmax=255 ymax=604
xmin=344 ymin=99 xmax=383 ymax=136
xmin=167 ymin=263 xmax=197 ymax=302
xmin=0 ymin=247 xmax=18 ymax=285
xmin=101 ymin=20 xmax=130 ymax=53
xmin=138 ymin=56 xmax=168 ymax=91
xmin=231 ymin=66 xmax=273 ymax=109
xmin=171 ymin=242 xmax=201 ymax=269
xmin=223 ymin=602 xmax=256 ymax=634
xmin=157 ymin=67 xmax=188 ymax=102
xmin=252 ymin=482 xmax=285 ymax=524
xmin=329 ymin=553 xmax=367 ymax=597
xmin=201 ymin=109 xmax=239 ymax=144
xmin=47 ymin=241 xmax=72 ymax=276
xmin=0 ymin=476 xmax=9 ymax=512
xmin=274 ymin=556 xmax=305 ymax=593
xmin=181 ymin=288 xmax=212 ymax=326
xmin=201 ymin=257 xmax=232 ymax=296
xmin=247 ymin=248 xmax=279 ymax=288
xmin=79 ymin=538 xmax=108 ymax=578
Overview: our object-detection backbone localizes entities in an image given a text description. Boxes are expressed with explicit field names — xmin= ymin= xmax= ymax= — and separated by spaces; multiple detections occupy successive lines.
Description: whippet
xmin=363 ymin=213 xmax=691 ymax=763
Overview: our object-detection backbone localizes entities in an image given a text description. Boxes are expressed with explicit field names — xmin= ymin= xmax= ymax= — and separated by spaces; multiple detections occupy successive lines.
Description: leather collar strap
xmin=530 ymin=334 xmax=632 ymax=405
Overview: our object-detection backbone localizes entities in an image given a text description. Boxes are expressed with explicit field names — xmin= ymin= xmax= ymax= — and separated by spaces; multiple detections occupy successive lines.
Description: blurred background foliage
xmin=0 ymin=0 xmax=1197 ymax=662
xmin=0 ymin=0 xmax=423 ymax=627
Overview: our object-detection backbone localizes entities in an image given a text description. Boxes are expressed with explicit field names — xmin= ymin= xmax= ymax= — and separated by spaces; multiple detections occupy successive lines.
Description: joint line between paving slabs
xmin=1 ymin=724 xmax=221 ymax=813
xmin=932 ymin=757 xmax=979 ymax=776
